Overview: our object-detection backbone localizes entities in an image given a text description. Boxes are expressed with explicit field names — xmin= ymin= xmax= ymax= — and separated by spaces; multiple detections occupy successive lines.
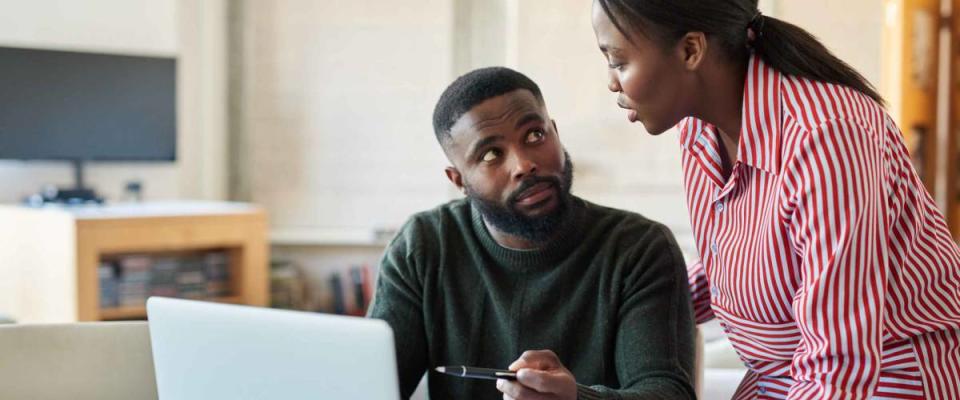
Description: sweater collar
xmin=471 ymin=196 xmax=585 ymax=270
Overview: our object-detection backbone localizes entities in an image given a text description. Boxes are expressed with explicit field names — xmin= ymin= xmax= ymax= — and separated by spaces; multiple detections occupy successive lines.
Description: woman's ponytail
xmin=753 ymin=14 xmax=884 ymax=104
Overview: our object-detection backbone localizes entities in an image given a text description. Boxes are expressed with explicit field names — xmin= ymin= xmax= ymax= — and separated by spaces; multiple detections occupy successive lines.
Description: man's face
xmin=444 ymin=89 xmax=573 ymax=242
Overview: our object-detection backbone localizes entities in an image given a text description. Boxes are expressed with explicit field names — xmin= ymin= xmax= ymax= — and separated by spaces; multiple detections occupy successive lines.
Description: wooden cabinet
xmin=883 ymin=0 xmax=960 ymax=240
xmin=0 ymin=202 xmax=269 ymax=323
xmin=950 ymin=0 xmax=960 ymax=239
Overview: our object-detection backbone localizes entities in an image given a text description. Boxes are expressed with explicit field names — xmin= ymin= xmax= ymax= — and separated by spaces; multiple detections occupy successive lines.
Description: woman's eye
xmin=481 ymin=150 xmax=499 ymax=162
xmin=526 ymin=130 xmax=545 ymax=143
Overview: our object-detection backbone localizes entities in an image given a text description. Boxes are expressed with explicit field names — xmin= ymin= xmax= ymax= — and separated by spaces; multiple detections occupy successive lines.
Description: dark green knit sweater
xmin=368 ymin=197 xmax=696 ymax=399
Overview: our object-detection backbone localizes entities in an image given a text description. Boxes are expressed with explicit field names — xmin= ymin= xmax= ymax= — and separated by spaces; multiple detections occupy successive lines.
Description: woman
xmin=587 ymin=1 xmax=960 ymax=399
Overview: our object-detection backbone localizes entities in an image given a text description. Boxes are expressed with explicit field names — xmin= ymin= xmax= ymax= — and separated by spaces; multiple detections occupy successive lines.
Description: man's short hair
xmin=432 ymin=67 xmax=544 ymax=147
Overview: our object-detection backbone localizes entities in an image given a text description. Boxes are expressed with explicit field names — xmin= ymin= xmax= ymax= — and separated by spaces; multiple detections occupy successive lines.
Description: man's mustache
xmin=507 ymin=175 xmax=562 ymax=205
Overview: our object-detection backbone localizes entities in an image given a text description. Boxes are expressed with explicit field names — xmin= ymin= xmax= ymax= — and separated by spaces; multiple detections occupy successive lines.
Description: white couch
xmin=0 ymin=322 xmax=158 ymax=400
xmin=700 ymin=320 xmax=749 ymax=399
xmin=0 ymin=321 xmax=745 ymax=400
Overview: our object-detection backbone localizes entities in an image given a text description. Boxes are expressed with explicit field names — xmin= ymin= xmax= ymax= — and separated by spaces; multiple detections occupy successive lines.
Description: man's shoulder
xmin=403 ymin=198 xmax=471 ymax=232
xmin=391 ymin=199 xmax=473 ymax=250
xmin=577 ymin=198 xmax=686 ymax=278
xmin=576 ymin=197 xmax=682 ymax=258
xmin=579 ymin=197 xmax=670 ymax=237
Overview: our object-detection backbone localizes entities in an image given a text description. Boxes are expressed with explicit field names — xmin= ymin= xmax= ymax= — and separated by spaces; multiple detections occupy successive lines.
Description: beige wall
xmin=233 ymin=0 xmax=455 ymax=240
xmin=240 ymin=0 xmax=885 ymax=258
xmin=0 ymin=0 xmax=884 ymax=254
xmin=776 ymin=0 xmax=884 ymax=87
xmin=0 ymin=0 xmax=228 ymax=203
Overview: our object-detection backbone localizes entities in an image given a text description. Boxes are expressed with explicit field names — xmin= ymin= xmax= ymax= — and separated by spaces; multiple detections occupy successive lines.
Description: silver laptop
xmin=147 ymin=297 xmax=400 ymax=400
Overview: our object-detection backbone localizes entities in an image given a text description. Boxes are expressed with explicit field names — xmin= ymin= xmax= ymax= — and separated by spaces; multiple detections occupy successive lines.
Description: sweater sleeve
xmin=577 ymin=224 xmax=698 ymax=400
xmin=367 ymin=218 xmax=429 ymax=399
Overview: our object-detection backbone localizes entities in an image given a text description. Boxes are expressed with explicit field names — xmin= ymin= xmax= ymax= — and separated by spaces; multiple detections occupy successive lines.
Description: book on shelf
xmin=117 ymin=255 xmax=152 ymax=307
xmin=150 ymin=257 xmax=179 ymax=298
xmin=99 ymin=250 xmax=234 ymax=310
xmin=176 ymin=257 xmax=207 ymax=299
xmin=264 ymin=260 xmax=378 ymax=316
xmin=98 ymin=262 xmax=118 ymax=308
xmin=204 ymin=252 xmax=231 ymax=297
xmin=329 ymin=272 xmax=346 ymax=315
xmin=270 ymin=260 xmax=309 ymax=310
xmin=313 ymin=264 xmax=376 ymax=316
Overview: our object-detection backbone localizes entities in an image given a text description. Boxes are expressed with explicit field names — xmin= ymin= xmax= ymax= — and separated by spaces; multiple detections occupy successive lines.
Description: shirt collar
xmin=679 ymin=55 xmax=783 ymax=175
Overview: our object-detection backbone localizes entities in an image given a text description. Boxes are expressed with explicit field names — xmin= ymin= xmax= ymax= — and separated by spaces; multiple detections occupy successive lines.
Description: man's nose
xmin=511 ymin=152 xmax=538 ymax=181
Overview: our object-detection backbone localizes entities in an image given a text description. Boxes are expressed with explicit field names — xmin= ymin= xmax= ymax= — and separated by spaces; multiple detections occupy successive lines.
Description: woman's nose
xmin=607 ymin=70 xmax=621 ymax=93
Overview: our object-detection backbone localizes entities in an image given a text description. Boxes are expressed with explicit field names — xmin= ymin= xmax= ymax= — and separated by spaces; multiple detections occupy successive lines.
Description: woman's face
xmin=591 ymin=2 xmax=692 ymax=135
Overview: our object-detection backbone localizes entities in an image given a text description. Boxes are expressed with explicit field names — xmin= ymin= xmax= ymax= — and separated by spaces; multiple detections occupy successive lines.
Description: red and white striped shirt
xmin=682 ymin=55 xmax=960 ymax=399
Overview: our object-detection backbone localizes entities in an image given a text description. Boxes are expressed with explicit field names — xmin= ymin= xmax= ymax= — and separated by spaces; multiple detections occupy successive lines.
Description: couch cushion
xmin=0 ymin=321 xmax=158 ymax=400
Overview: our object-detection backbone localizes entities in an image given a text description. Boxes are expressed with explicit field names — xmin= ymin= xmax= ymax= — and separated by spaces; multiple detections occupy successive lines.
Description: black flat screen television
xmin=0 ymin=46 xmax=176 ymax=203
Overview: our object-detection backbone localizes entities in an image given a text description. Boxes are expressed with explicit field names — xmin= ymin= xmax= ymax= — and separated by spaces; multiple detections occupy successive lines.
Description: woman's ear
xmin=678 ymin=32 xmax=708 ymax=71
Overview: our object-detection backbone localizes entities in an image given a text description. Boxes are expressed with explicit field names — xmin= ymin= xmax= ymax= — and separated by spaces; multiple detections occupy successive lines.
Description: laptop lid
xmin=147 ymin=297 xmax=399 ymax=400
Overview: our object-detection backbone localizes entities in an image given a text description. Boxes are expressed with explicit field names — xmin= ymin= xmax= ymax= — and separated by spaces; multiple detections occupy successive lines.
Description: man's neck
xmin=483 ymin=218 xmax=545 ymax=250
xmin=482 ymin=211 xmax=573 ymax=250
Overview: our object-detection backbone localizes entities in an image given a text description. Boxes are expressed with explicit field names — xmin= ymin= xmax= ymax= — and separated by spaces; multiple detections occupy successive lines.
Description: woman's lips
xmin=618 ymin=101 xmax=638 ymax=123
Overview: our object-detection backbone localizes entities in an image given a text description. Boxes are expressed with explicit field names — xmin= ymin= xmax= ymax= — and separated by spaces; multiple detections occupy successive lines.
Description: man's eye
xmin=481 ymin=149 xmax=499 ymax=162
xmin=526 ymin=130 xmax=545 ymax=143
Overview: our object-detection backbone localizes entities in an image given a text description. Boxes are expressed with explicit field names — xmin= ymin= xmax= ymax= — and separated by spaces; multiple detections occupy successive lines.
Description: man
xmin=368 ymin=67 xmax=696 ymax=400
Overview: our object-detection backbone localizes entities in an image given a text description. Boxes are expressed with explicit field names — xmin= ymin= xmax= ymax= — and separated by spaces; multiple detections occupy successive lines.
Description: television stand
xmin=24 ymin=160 xmax=104 ymax=205
xmin=48 ymin=188 xmax=104 ymax=204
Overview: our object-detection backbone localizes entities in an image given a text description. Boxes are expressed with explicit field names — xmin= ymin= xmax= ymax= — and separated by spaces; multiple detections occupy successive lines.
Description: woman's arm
xmin=782 ymin=118 xmax=888 ymax=399
xmin=688 ymin=261 xmax=716 ymax=324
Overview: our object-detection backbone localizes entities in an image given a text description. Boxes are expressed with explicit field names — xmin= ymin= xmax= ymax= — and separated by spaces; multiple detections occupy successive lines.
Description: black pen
xmin=435 ymin=366 xmax=517 ymax=381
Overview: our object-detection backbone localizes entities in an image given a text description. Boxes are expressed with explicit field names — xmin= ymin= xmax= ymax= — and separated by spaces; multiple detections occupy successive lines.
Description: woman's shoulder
xmin=778 ymin=73 xmax=891 ymax=136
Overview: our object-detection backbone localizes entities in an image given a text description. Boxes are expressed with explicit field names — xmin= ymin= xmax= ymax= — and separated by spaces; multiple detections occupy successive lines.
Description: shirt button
xmin=710 ymin=243 xmax=719 ymax=253
xmin=716 ymin=202 xmax=725 ymax=212
xmin=758 ymin=387 xmax=767 ymax=394
xmin=711 ymin=287 xmax=720 ymax=297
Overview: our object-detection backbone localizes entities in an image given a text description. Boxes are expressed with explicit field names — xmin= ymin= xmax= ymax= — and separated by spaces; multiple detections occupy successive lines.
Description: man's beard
xmin=465 ymin=150 xmax=574 ymax=243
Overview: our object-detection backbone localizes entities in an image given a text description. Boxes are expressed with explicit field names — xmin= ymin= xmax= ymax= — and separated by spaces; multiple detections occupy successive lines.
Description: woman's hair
xmin=596 ymin=0 xmax=884 ymax=104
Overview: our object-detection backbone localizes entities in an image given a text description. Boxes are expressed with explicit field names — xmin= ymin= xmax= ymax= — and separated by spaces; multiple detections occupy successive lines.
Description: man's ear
xmin=678 ymin=32 xmax=707 ymax=71
xmin=445 ymin=167 xmax=466 ymax=194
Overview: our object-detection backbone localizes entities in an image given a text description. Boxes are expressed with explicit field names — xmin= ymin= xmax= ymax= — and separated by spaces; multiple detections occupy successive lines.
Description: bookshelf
xmin=0 ymin=202 xmax=269 ymax=323
xmin=883 ymin=0 xmax=960 ymax=240
xmin=99 ymin=296 xmax=244 ymax=320
xmin=882 ymin=0 xmax=941 ymax=191
xmin=950 ymin=0 xmax=960 ymax=240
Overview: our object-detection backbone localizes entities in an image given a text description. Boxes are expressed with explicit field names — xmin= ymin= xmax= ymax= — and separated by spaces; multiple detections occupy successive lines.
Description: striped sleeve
xmin=687 ymin=260 xmax=715 ymax=324
xmin=781 ymin=119 xmax=887 ymax=399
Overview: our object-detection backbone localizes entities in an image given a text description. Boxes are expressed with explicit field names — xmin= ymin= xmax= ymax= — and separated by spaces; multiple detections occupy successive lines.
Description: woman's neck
xmin=694 ymin=58 xmax=749 ymax=179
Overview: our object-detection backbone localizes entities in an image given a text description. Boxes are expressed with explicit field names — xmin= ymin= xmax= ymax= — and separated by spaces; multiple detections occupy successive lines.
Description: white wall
xmin=509 ymin=0 xmax=692 ymax=248
xmin=248 ymin=0 xmax=885 ymax=261
xmin=0 ymin=0 xmax=227 ymax=203
xmin=775 ymin=0 xmax=884 ymax=88
xmin=234 ymin=0 xmax=455 ymax=241
xmin=508 ymin=0 xmax=884 ymax=257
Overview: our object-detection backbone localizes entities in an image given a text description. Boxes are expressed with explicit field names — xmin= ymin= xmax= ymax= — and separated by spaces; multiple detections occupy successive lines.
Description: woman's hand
xmin=496 ymin=350 xmax=577 ymax=400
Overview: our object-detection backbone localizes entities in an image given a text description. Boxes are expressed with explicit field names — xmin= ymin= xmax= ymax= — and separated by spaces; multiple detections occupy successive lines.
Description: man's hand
xmin=495 ymin=350 xmax=577 ymax=400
